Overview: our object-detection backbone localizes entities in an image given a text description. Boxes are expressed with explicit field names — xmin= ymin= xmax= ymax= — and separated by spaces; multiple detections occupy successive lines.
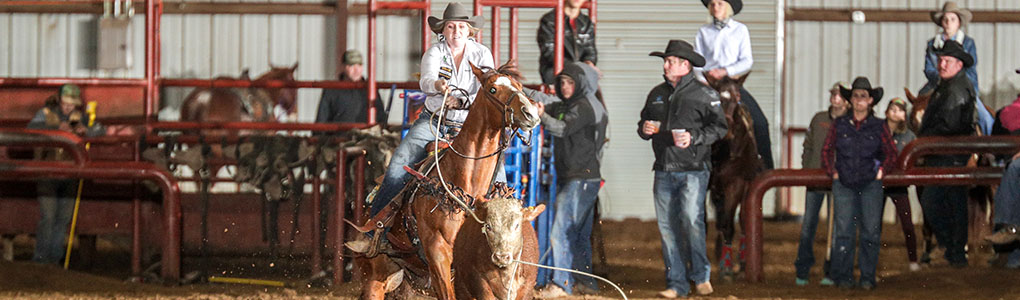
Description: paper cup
xmin=646 ymin=120 xmax=661 ymax=134
xmin=671 ymin=129 xmax=687 ymax=147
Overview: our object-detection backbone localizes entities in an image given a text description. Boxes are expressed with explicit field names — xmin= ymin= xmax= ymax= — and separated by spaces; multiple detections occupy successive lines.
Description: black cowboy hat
xmin=839 ymin=77 xmax=883 ymax=106
xmin=931 ymin=1 xmax=972 ymax=27
xmin=935 ymin=40 xmax=974 ymax=68
xmin=649 ymin=40 xmax=706 ymax=68
xmin=427 ymin=2 xmax=484 ymax=34
xmin=701 ymin=0 xmax=742 ymax=15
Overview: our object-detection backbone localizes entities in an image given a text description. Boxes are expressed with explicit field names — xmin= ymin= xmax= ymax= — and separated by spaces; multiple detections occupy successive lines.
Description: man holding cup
xmin=639 ymin=40 xmax=728 ymax=298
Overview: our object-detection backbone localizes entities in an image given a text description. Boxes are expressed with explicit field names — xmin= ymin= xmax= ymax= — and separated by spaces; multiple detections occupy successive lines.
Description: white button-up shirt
xmin=693 ymin=19 xmax=753 ymax=83
xmin=419 ymin=39 xmax=494 ymax=122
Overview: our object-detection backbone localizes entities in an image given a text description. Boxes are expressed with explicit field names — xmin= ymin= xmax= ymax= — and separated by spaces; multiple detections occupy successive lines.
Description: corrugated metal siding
xmin=784 ymin=0 xmax=1020 ymax=222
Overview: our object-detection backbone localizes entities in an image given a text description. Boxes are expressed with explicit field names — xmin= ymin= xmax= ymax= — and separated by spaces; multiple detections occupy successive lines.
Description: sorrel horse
xmin=904 ymin=88 xmax=996 ymax=261
xmin=453 ymin=184 xmax=545 ymax=300
xmin=706 ymin=73 xmax=764 ymax=278
xmin=179 ymin=63 xmax=298 ymax=125
xmin=354 ymin=61 xmax=540 ymax=300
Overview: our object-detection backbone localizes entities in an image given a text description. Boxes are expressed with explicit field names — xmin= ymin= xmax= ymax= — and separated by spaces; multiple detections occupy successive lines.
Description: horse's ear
xmin=240 ymin=69 xmax=251 ymax=80
xmin=704 ymin=74 xmax=719 ymax=89
xmin=290 ymin=62 xmax=299 ymax=71
xmin=735 ymin=71 xmax=750 ymax=86
xmin=470 ymin=63 xmax=485 ymax=81
xmin=903 ymin=87 xmax=915 ymax=104
xmin=522 ymin=204 xmax=546 ymax=222
xmin=503 ymin=58 xmax=517 ymax=69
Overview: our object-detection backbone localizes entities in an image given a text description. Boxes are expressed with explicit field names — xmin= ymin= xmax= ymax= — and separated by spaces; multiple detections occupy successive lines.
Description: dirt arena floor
xmin=2 ymin=219 xmax=1019 ymax=299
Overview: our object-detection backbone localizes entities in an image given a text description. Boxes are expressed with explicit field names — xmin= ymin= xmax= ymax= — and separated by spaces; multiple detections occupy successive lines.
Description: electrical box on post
xmin=97 ymin=0 xmax=133 ymax=70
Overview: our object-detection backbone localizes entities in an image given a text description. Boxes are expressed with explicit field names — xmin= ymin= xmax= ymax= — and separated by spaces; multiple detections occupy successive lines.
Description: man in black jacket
xmin=536 ymin=0 xmax=597 ymax=87
xmin=639 ymin=40 xmax=727 ymax=298
xmin=534 ymin=61 xmax=607 ymax=298
xmin=917 ymin=40 xmax=977 ymax=267
xmin=315 ymin=50 xmax=387 ymax=125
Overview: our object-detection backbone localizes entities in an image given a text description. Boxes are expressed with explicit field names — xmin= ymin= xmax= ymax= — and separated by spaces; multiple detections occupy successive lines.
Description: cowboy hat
xmin=931 ymin=1 xmax=972 ymax=27
xmin=427 ymin=2 xmax=484 ymax=34
xmin=839 ymin=77 xmax=883 ymax=106
xmin=935 ymin=40 xmax=974 ymax=68
xmin=701 ymin=0 xmax=742 ymax=15
xmin=649 ymin=40 xmax=706 ymax=68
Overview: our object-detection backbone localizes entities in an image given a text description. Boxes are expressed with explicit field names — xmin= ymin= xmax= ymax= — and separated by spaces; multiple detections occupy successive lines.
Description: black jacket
xmin=918 ymin=71 xmax=976 ymax=137
xmin=542 ymin=62 xmax=607 ymax=180
xmin=315 ymin=75 xmax=387 ymax=124
xmin=537 ymin=10 xmax=597 ymax=85
xmin=638 ymin=73 xmax=728 ymax=172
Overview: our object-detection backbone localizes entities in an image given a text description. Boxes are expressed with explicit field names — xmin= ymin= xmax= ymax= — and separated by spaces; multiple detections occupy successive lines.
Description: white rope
xmin=513 ymin=260 xmax=628 ymax=300
xmin=433 ymin=86 xmax=485 ymax=225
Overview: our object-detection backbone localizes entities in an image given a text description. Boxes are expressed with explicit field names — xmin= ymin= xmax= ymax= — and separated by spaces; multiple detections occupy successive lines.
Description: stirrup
xmin=366 ymin=228 xmax=386 ymax=257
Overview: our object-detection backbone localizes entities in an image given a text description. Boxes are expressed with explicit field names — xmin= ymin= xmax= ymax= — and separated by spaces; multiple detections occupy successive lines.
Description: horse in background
xmin=179 ymin=63 xmax=298 ymax=126
xmin=904 ymin=88 xmax=996 ymax=263
xmin=705 ymin=73 xmax=764 ymax=280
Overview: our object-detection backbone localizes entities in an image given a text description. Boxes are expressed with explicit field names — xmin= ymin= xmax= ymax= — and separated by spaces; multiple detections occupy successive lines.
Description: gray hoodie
xmin=540 ymin=62 xmax=607 ymax=180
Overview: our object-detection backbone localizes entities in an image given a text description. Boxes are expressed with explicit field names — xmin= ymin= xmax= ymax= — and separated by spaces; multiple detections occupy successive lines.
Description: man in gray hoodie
xmin=534 ymin=61 xmax=608 ymax=298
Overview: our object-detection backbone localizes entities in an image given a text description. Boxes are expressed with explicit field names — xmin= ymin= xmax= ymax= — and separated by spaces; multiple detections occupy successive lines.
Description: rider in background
xmin=536 ymin=0 xmax=598 ymax=89
xmin=920 ymin=1 xmax=994 ymax=135
xmin=693 ymin=0 xmax=773 ymax=170
xmin=368 ymin=2 xmax=495 ymax=218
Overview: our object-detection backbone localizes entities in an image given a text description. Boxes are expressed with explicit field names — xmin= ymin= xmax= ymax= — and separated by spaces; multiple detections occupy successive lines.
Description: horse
xmin=453 ymin=184 xmax=545 ymax=300
xmin=705 ymin=73 xmax=764 ymax=279
xmin=352 ymin=60 xmax=541 ymax=300
xmin=179 ymin=63 xmax=298 ymax=126
xmin=904 ymin=88 xmax=996 ymax=263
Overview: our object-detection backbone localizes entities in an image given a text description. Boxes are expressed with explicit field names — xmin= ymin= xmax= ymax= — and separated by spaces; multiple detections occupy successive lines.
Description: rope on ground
xmin=513 ymin=259 xmax=628 ymax=300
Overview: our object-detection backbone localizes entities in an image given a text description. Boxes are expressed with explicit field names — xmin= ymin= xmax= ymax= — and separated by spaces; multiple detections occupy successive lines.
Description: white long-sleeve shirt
xmin=419 ymin=39 xmax=494 ymax=122
xmin=693 ymin=19 xmax=753 ymax=83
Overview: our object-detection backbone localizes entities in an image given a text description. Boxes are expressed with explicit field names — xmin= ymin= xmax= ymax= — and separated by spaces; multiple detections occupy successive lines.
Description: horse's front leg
xmin=419 ymin=227 xmax=456 ymax=300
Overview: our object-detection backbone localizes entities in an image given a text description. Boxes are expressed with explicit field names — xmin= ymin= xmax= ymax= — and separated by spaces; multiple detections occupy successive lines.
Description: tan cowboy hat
xmin=931 ymin=1 xmax=972 ymax=27
xmin=427 ymin=3 xmax=484 ymax=34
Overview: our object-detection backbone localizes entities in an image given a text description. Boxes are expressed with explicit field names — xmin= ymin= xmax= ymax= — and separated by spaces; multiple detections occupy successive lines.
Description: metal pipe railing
xmin=899 ymin=136 xmax=1020 ymax=170
xmin=0 ymin=160 xmax=182 ymax=282
xmin=742 ymin=167 xmax=1004 ymax=282
xmin=0 ymin=129 xmax=88 ymax=165
xmin=331 ymin=146 xmax=366 ymax=285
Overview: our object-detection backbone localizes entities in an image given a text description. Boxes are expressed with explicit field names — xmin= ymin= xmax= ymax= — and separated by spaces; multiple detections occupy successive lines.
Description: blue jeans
xmin=549 ymin=178 xmax=601 ymax=294
xmin=920 ymin=155 xmax=969 ymax=264
xmin=795 ymin=189 xmax=832 ymax=279
xmin=370 ymin=110 xmax=505 ymax=215
xmin=994 ymin=158 xmax=1020 ymax=226
xmin=830 ymin=179 xmax=885 ymax=286
xmin=34 ymin=180 xmax=77 ymax=264
xmin=653 ymin=170 xmax=711 ymax=294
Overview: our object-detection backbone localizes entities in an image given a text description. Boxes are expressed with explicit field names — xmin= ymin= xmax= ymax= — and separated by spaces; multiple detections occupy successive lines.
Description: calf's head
xmin=479 ymin=195 xmax=545 ymax=268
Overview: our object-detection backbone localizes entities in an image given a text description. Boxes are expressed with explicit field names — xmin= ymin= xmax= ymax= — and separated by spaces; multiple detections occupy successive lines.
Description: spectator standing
xmin=537 ymin=0 xmax=597 ymax=88
xmin=315 ymin=49 xmax=387 ymax=125
xmin=917 ymin=40 xmax=977 ymax=268
xmin=638 ymin=40 xmax=727 ymax=298
xmin=793 ymin=81 xmax=847 ymax=286
xmin=821 ymin=77 xmax=898 ymax=290
xmin=533 ymin=61 xmax=607 ymax=298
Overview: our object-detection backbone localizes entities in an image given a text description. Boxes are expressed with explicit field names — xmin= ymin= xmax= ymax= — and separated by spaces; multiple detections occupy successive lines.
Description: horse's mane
xmin=480 ymin=60 xmax=525 ymax=82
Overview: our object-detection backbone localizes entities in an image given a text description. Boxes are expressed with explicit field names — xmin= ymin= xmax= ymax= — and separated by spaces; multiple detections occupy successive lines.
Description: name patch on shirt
xmin=438 ymin=66 xmax=453 ymax=80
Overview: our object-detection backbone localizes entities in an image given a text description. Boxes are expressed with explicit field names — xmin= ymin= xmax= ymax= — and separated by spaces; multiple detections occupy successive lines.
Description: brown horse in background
xmin=179 ymin=63 xmax=298 ymax=125
xmin=904 ymin=88 xmax=996 ymax=263
xmin=352 ymin=61 xmax=540 ymax=300
xmin=706 ymin=73 xmax=763 ymax=280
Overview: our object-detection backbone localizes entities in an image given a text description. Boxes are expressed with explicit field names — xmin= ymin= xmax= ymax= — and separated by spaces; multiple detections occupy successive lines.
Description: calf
xmin=453 ymin=190 xmax=545 ymax=300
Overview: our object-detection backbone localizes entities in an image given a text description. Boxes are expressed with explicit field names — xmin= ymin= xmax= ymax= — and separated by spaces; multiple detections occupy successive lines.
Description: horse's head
xmin=706 ymin=73 xmax=750 ymax=138
xmin=904 ymin=87 xmax=931 ymax=133
xmin=479 ymin=186 xmax=544 ymax=269
xmin=255 ymin=63 xmax=299 ymax=115
xmin=470 ymin=60 xmax=541 ymax=131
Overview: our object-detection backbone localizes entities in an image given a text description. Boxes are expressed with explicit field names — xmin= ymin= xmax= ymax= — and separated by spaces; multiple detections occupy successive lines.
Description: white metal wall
xmin=1 ymin=1 xmax=781 ymax=220
xmin=784 ymin=0 xmax=1020 ymax=222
